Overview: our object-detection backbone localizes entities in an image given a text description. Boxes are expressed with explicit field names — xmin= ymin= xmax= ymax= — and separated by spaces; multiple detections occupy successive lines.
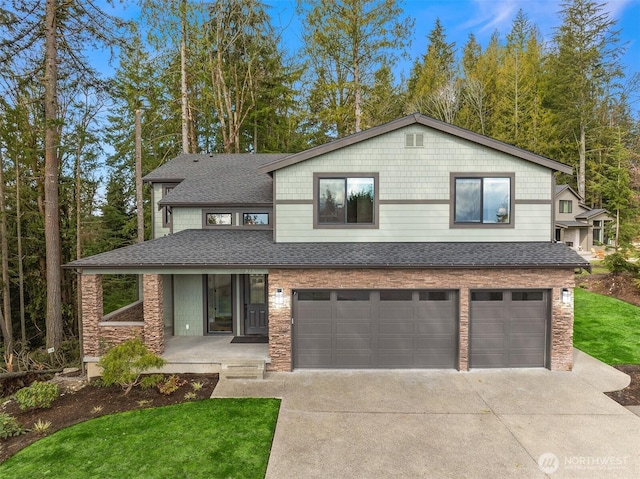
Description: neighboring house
xmin=67 ymin=114 xmax=590 ymax=374
xmin=555 ymin=184 xmax=614 ymax=251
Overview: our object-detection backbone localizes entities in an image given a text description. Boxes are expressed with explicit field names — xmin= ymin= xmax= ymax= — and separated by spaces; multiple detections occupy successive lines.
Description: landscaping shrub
xmin=603 ymin=252 xmax=639 ymax=275
xmin=15 ymin=381 xmax=59 ymax=410
xmin=0 ymin=413 xmax=28 ymax=439
xmin=140 ymin=374 xmax=165 ymax=389
xmin=158 ymin=375 xmax=186 ymax=395
xmin=98 ymin=337 xmax=166 ymax=395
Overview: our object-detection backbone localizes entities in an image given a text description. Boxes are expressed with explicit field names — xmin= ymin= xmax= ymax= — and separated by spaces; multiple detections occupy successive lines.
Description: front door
xmin=244 ymin=274 xmax=268 ymax=335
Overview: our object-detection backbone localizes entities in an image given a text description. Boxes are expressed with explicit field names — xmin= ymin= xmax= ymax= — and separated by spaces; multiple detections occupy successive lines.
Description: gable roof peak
xmin=259 ymin=113 xmax=572 ymax=175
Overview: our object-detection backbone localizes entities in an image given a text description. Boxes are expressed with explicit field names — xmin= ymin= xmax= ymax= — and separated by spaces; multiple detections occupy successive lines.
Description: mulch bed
xmin=0 ymin=371 xmax=218 ymax=464
xmin=606 ymin=365 xmax=640 ymax=406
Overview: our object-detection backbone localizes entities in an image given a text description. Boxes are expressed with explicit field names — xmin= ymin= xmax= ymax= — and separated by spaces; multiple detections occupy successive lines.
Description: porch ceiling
xmin=65 ymin=229 xmax=591 ymax=271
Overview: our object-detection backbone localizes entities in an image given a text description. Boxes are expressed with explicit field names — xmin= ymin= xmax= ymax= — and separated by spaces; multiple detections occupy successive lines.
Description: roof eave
xmin=64 ymin=262 xmax=588 ymax=270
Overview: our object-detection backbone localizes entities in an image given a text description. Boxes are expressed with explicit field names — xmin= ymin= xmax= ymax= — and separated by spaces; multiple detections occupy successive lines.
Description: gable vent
xmin=405 ymin=133 xmax=424 ymax=148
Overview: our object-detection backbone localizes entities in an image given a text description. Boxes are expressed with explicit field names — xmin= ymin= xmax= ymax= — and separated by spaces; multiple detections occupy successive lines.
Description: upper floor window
xmin=206 ymin=213 xmax=232 ymax=225
xmin=203 ymin=209 xmax=271 ymax=229
xmin=243 ymin=213 xmax=269 ymax=226
xmin=162 ymin=185 xmax=177 ymax=228
xmin=316 ymin=174 xmax=377 ymax=226
xmin=559 ymin=200 xmax=572 ymax=213
xmin=453 ymin=175 xmax=512 ymax=225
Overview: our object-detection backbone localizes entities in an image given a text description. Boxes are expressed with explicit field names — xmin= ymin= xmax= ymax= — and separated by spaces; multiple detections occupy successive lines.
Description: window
xmin=380 ymin=290 xmax=413 ymax=301
xmin=297 ymin=291 xmax=331 ymax=301
xmin=471 ymin=291 xmax=503 ymax=301
xmin=559 ymin=200 xmax=572 ymax=213
xmin=419 ymin=291 xmax=449 ymax=301
xmin=593 ymin=220 xmax=603 ymax=244
xmin=316 ymin=175 xmax=376 ymax=226
xmin=162 ymin=185 xmax=176 ymax=228
xmin=243 ymin=213 xmax=269 ymax=226
xmin=203 ymin=209 xmax=272 ymax=229
xmin=337 ymin=291 xmax=370 ymax=301
xmin=453 ymin=176 xmax=512 ymax=225
xmin=512 ymin=291 xmax=544 ymax=301
xmin=206 ymin=213 xmax=232 ymax=225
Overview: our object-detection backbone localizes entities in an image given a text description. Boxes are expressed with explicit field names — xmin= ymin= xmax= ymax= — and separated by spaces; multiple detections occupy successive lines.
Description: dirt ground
xmin=577 ymin=272 xmax=640 ymax=308
xmin=0 ymin=272 xmax=638 ymax=464
xmin=0 ymin=371 xmax=218 ymax=464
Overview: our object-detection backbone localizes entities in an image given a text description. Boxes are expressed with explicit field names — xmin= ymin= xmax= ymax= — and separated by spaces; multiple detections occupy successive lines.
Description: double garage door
xmin=293 ymin=290 xmax=458 ymax=369
xmin=293 ymin=289 xmax=550 ymax=369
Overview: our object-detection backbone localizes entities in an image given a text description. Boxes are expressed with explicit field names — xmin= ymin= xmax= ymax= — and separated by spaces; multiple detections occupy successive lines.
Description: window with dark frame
xmin=559 ymin=200 xmax=572 ymax=213
xmin=206 ymin=213 xmax=232 ymax=225
xmin=318 ymin=176 xmax=375 ymax=225
xmin=242 ymin=213 xmax=269 ymax=225
xmin=162 ymin=185 xmax=175 ymax=228
xmin=454 ymin=177 xmax=511 ymax=224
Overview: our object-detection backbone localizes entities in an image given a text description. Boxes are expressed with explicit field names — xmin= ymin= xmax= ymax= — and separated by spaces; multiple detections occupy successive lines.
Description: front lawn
xmin=0 ymin=398 xmax=280 ymax=479
xmin=574 ymin=287 xmax=640 ymax=365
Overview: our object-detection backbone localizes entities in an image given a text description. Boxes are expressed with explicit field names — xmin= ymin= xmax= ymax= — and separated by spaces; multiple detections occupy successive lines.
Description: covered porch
xmin=79 ymin=271 xmax=271 ymax=378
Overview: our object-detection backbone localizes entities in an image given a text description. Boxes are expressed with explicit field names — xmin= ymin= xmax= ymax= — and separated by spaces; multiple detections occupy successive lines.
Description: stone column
xmin=81 ymin=274 xmax=103 ymax=356
xmin=267 ymin=270 xmax=292 ymax=372
xmin=143 ymin=274 xmax=164 ymax=354
xmin=551 ymin=286 xmax=574 ymax=371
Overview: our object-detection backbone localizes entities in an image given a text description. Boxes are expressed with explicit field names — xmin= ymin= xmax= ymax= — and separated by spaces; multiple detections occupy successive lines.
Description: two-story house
xmin=555 ymin=184 xmax=614 ymax=251
xmin=68 ymin=114 xmax=590 ymax=375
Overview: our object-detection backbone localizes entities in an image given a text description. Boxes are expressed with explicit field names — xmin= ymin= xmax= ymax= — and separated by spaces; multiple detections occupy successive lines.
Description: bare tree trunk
xmin=44 ymin=0 xmax=63 ymax=350
xmin=75 ymin=141 xmax=83 ymax=359
xmin=0 ymin=145 xmax=13 ymax=354
xmin=15 ymin=159 xmax=25 ymax=343
xmin=578 ymin=123 xmax=586 ymax=200
xmin=180 ymin=0 xmax=189 ymax=154
xmin=135 ymin=109 xmax=144 ymax=244
xmin=354 ymin=57 xmax=362 ymax=133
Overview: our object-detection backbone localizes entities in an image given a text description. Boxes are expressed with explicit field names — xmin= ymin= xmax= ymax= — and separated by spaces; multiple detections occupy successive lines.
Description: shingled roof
xmin=143 ymin=154 xmax=288 ymax=205
xmin=66 ymin=229 xmax=590 ymax=271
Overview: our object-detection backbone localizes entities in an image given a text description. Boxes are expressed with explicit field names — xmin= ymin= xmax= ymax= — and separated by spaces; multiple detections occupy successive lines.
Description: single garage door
xmin=469 ymin=290 xmax=550 ymax=368
xmin=293 ymin=290 xmax=458 ymax=369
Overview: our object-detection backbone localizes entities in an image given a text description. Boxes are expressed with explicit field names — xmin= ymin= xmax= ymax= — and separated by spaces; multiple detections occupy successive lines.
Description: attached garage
xmin=469 ymin=290 xmax=550 ymax=368
xmin=293 ymin=289 xmax=458 ymax=369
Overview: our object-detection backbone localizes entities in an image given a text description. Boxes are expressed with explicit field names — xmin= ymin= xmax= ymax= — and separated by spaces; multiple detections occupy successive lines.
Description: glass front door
xmin=207 ymin=274 xmax=232 ymax=333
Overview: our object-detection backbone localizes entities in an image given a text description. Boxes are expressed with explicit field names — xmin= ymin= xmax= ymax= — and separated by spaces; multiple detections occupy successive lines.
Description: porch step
xmin=220 ymin=360 xmax=265 ymax=380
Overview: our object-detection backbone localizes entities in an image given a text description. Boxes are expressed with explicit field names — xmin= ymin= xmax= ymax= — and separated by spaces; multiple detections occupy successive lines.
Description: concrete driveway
xmin=212 ymin=350 xmax=640 ymax=478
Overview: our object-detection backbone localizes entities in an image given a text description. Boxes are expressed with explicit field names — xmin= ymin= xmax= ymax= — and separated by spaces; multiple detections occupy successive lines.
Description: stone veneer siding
xmin=81 ymin=274 xmax=165 ymax=356
xmin=81 ymin=274 xmax=103 ymax=356
xmin=143 ymin=274 xmax=164 ymax=354
xmin=102 ymin=301 xmax=143 ymax=322
xmin=266 ymin=268 xmax=575 ymax=372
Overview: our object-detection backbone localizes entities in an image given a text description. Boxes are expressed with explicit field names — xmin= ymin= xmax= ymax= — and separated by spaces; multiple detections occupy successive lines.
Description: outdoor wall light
xmin=274 ymin=288 xmax=284 ymax=306
xmin=561 ymin=288 xmax=571 ymax=304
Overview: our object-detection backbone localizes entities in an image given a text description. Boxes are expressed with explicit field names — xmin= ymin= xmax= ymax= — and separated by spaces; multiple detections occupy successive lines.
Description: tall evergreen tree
xmin=545 ymin=0 xmax=624 ymax=200
xmin=300 ymin=0 xmax=413 ymax=137
xmin=406 ymin=18 xmax=458 ymax=122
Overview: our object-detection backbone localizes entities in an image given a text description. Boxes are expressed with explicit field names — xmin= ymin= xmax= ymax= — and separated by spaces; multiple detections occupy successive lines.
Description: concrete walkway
xmin=212 ymin=351 xmax=640 ymax=478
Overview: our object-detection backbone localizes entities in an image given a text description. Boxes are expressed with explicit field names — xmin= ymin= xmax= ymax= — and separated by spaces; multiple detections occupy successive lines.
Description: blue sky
xmin=102 ymin=0 xmax=639 ymax=107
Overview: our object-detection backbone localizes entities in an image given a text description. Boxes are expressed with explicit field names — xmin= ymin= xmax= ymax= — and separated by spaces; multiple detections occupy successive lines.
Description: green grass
xmin=0 ymin=398 xmax=280 ymax=479
xmin=576 ymin=260 xmax=608 ymax=276
xmin=574 ymin=287 xmax=640 ymax=365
